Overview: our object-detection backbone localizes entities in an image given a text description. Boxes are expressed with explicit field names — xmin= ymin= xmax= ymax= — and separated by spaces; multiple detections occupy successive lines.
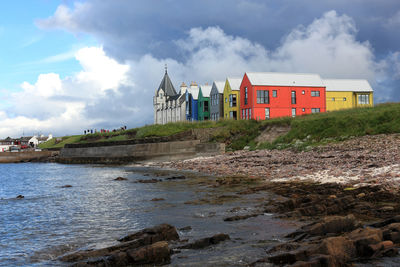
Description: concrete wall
xmin=0 ymin=151 xmax=58 ymax=163
xmin=59 ymin=140 xmax=225 ymax=164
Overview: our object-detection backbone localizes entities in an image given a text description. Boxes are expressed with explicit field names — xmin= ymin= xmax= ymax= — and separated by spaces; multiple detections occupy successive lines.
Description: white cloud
xmin=0 ymin=10 xmax=394 ymax=137
xmin=36 ymin=3 xmax=88 ymax=32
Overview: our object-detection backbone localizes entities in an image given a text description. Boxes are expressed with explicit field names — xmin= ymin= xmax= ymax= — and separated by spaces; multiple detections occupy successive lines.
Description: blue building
xmin=185 ymin=82 xmax=199 ymax=121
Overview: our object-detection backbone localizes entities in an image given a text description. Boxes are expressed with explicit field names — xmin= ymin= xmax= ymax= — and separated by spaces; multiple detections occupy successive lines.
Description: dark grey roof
xmin=157 ymin=70 xmax=177 ymax=97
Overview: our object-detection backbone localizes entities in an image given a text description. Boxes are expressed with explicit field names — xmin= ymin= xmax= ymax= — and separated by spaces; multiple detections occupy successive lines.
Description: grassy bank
xmin=39 ymin=103 xmax=400 ymax=151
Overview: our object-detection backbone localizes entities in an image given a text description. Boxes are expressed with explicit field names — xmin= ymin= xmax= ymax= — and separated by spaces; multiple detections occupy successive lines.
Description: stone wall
xmin=0 ymin=151 xmax=59 ymax=163
xmin=59 ymin=140 xmax=225 ymax=164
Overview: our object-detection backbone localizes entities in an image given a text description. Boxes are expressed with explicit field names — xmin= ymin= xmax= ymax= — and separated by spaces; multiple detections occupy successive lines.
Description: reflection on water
xmin=0 ymin=163 xmax=299 ymax=266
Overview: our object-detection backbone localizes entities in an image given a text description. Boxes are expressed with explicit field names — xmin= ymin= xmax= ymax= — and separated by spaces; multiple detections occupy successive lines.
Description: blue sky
xmin=0 ymin=1 xmax=94 ymax=94
xmin=0 ymin=0 xmax=399 ymax=137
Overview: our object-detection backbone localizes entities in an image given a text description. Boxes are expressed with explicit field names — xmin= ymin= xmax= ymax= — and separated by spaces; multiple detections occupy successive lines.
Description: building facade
xmin=153 ymin=69 xmax=187 ymax=124
xmin=223 ymin=77 xmax=242 ymax=120
xmin=198 ymin=85 xmax=212 ymax=121
xmin=210 ymin=81 xmax=225 ymax=121
xmin=240 ymin=72 xmax=326 ymax=120
xmin=323 ymin=79 xmax=374 ymax=111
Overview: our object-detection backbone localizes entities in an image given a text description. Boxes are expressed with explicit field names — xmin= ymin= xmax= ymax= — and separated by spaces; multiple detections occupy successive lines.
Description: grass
xmin=39 ymin=103 xmax=400 ymax=151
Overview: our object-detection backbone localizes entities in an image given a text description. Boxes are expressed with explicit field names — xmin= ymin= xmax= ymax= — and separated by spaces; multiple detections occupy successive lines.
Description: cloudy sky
xmin=0 ymin=0 xmax=399 ymax=138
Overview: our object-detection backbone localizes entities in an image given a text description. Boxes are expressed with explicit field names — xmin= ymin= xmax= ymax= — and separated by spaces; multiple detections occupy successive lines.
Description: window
xmin=244 ymin=87 xmax=248 ymax=105
xmin=229 ymin=94 xmax=233 ymax=107
xmin=311 ymin=91 xmax=320 ymax=97
xmin=257 ymin=90 xmax=269 ymax=104
xmin=292 ymin=108 xmax=296 ymax=117
xmin=343 ymin=97 xmax=346 ymax=101
xmin=204 ymin=101 xmax=208 ymax=112
xmin=249 ymin=108 xmax=252 ymax=119
xmin=291 ymin=91 xmax=296 ymax=104
xmin=265 ymin=108 xmax=270 ymax=119
xmin=225 ymin=97 xmax=227 ymax=103
xmin=332 ymin=97 xmax=335 ymax=101
xmin=358 ymin=94 xmax=369 ymax=104
xmin=232 ymin=94 xmax=237 ymax=107
xmin=302 ymin=108 xmax=305 ymax=112
xmin=272 ymin=90 xmax=277 ymax=97
xmin=242 ymin=109 xmax=245 ymax=119
xmin=311 ymin=108 xmax=320 ymax=113
xmin=302 ymin=90 xmax=305 ymax=95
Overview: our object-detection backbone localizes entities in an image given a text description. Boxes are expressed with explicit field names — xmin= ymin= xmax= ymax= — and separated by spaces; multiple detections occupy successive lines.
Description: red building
xmin=240 ymin=72 xmax=326 ymax=120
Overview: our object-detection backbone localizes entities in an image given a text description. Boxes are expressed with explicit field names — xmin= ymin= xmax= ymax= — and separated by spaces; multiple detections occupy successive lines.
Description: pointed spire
xmin=165 ymin=63 xmax=168 ymax=74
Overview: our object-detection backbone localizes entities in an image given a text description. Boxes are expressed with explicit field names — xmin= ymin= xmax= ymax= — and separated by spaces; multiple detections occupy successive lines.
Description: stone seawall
xmin=0 ymin=151 xmax=59 ymax=163
xmin=58 ymin=140 xmax=225 ymax=164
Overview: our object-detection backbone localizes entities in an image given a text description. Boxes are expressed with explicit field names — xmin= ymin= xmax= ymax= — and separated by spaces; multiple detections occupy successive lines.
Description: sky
xmin=0 ymin=0 xmax=399 ymax=138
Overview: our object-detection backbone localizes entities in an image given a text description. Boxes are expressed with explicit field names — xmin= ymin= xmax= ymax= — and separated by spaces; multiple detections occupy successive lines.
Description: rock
xmin=369 ymin=215 xmax=400 ymax=228
xmin=165 ymin=175 xmax=186 ymax=180
xmin=118 ymin=223 xmax=179 ymax=243
xmin=347 ymin=227 xmax=383 ymax=257
xmin=61 ymin=185 xmax=73 ymax=188
xmin=16 ymin=195 xmax=24 ymax=199
xmin=151 ymin=198 xmax=165 ymax=201
xmin=126 ymin=241 xmax=171 ymax=265
xmin=178 ymin=233 xmax=230 ymax=249
xmin=179 ymin=226 xmax=192 ymax=231
xmin=380 ymin=206 xmax=395 ymax=212
xmin=287 ymin=215 xmax=360 ymax=238
xmin=315 ymin=236 xmax=356 ymax=262
xmin=61 ymin=224 xmax=178 ymax=263
xmin=357 ymin=193 xmax=366 ymax=198
xmin=114 ymin=177 xmax=128 ymax=181
xmin=328 ymin=195 xmax=336 ymax=199
xmin=136 ymin=179 xmax=162 ymax=183
xmin=368 ymin=240 xmax=394 ymax=254
xmin=223 ymin=213 xmax=262 ymax=221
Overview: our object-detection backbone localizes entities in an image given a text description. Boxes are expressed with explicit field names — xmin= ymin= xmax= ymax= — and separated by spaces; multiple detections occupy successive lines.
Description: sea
xmin=1 ymin=163 xmax=399 ymax=267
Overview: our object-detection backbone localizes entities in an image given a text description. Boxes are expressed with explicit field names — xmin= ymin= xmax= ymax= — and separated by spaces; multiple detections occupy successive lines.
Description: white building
xmin=153 ymin=68 xmax=189 ymax=124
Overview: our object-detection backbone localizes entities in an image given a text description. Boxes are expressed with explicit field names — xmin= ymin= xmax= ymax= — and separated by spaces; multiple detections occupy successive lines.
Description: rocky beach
xmin=54 ymin=133 xmax=400 ymax=266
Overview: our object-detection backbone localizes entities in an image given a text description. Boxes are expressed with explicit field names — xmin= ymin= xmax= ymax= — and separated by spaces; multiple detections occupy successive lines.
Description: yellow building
xmin=223 ymin=77 xmax=242 ymax=119
xmin=324 ymin=79 xmax=373 ymax=111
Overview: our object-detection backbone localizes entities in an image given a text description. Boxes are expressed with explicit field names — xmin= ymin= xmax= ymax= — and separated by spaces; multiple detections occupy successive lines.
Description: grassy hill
xmin=39 ymin=103 xmax=400 ymax=151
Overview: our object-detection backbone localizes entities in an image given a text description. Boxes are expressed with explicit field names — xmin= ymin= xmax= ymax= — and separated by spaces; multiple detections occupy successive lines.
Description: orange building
xmin=240 ymin=72 xmax=326 ymax=120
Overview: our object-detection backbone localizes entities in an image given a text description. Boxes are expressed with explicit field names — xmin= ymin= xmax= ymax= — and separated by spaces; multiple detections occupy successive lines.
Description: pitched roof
xmin=323 ymin=79 xmax=373 ymax=92
xmin=212 ymin=81 xmax=225 ymax=94
xmin=246 ymin=72 xmax=324 ymax=87
xmin=227 ymin=77 xmax=242 ymax=91
xmin=157 ymin=70 xmax=177 ymax=96
xmin=199 ymin=85 xmax=212 ymax=97
xmin=188 ymin=87 xmax=200 ymax=100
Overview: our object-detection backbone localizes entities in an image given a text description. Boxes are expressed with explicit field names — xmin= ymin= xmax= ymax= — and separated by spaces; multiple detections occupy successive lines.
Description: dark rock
xmin=179 ymin=226 xmax=192 ymax=231
xmin=178 ymin=233 xmax=230 ymax=249
xmin=61 ymin=224 xmax=178 ymax=263
xmin=61 ymin=185 xmax=73 ymax=188
xmin=223 ymin=213 xmax=262 ymax=221
xmin=347 ymin=227 xmax=382 ymax=257
xmin=151 ymin=198 xmax=165 ymax=201
xmin=114 ymin=177 xmax=128 ymax=181
xmin=369 ymin=215 xmax=400 ymax=228
xmin=315 ymin=236 xmax=356 ymax=262
xmin=16 ymin=195 xmax=24 ymax=199
xmin=165 ymin=175 xmax=186 ymax=180
xmin=126 ymin=241 xmax=171 ymax=265
xmin=136 ymin=179 xmax=162 ymax=183
xmin=287 ymin=215 xmax=360 ymax=238
xmin=118 ymin=223 xmax=179 ymax=243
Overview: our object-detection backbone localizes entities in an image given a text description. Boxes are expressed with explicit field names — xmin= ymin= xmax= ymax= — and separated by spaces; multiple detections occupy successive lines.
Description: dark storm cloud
xmin=37 ymin=0 xmax=400 ymax=61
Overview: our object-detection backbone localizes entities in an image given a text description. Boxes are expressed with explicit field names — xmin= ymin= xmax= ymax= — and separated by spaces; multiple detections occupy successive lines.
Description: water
xmin=0 ymin=163 xmax=299 ymax=266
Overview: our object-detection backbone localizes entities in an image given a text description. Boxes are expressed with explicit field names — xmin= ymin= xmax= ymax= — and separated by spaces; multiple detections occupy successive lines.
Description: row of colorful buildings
xmin=153 ymin=69 xmax=373 ymax=124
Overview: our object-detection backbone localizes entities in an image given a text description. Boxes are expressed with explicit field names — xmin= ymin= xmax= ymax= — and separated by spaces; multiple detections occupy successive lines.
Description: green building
xmin=198 ymin=85 xmax=212 ymax=121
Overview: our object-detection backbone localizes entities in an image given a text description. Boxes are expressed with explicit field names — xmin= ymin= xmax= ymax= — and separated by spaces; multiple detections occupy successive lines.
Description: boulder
xmin=178 ymin=234 xmax=230 ymax=249
xmin=127 ymin=241 xmax=171 ymax=265
xmin=114 ymin=177 xmax=128 ymax=181
xmin=347 ymin=227 xmax=383 ymax=257
xmin=315 ymin=236 xmax=356 ymax=262
xmin=118 ymin=224 xmax=179 ymax=243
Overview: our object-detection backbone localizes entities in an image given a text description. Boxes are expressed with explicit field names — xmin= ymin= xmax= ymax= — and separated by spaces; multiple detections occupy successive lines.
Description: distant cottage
xmin=153 ymin=68 xmax=374 ymax=124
